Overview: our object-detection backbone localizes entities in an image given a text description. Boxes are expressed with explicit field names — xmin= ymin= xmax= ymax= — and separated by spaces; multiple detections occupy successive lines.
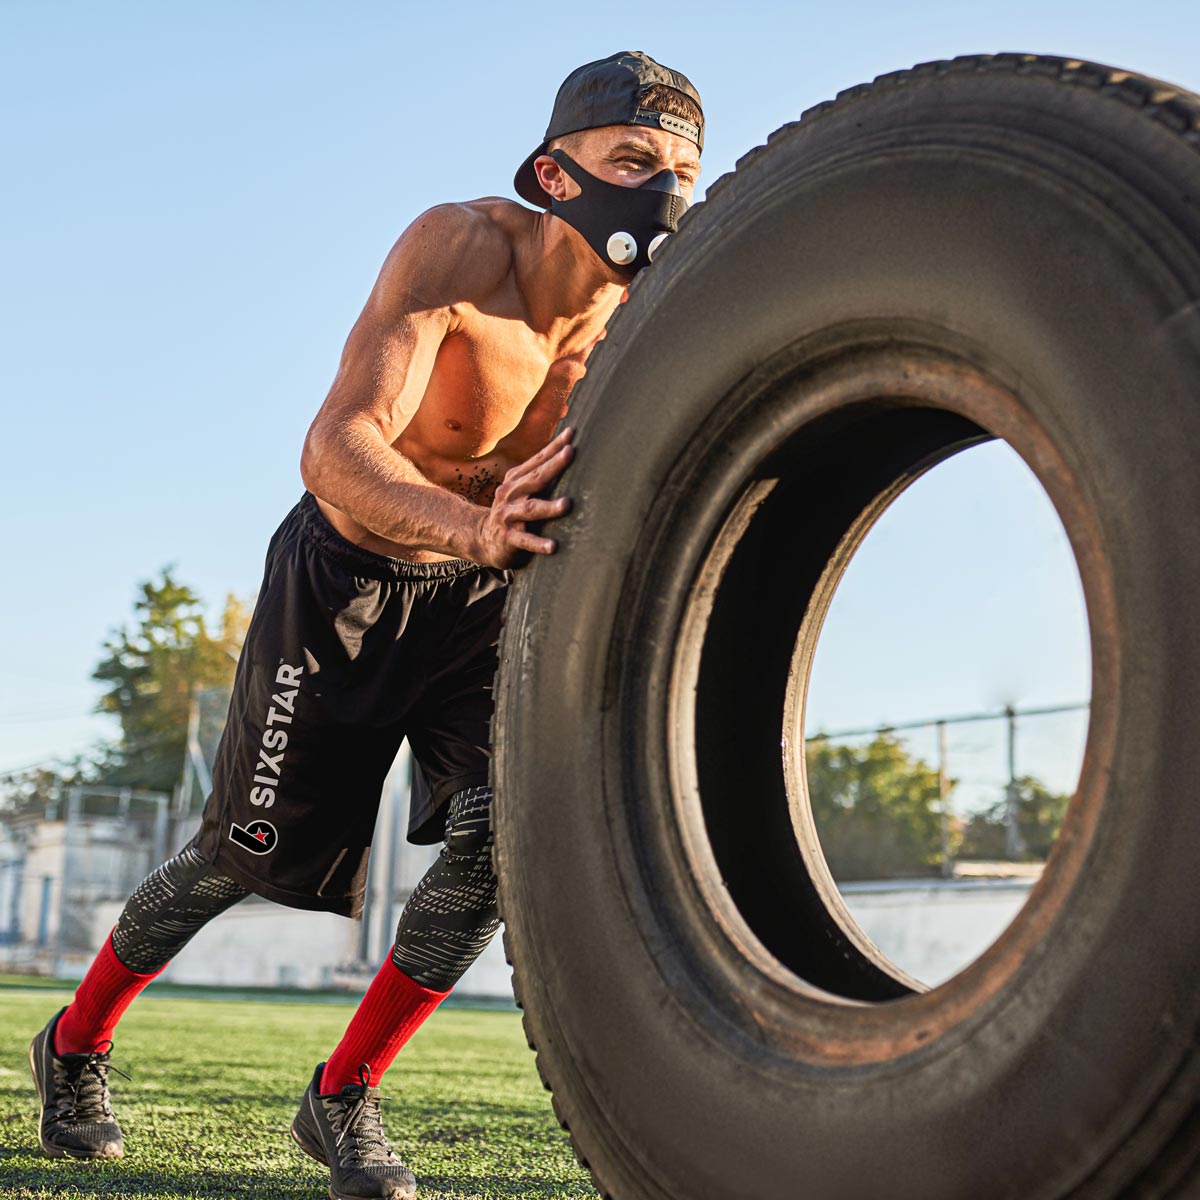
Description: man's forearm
xmin=302 ymin=419 xmax=484 ymax=559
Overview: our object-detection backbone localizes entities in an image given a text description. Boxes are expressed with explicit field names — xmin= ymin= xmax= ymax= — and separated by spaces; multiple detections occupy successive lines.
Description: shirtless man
xmin=28 ymin=44 xmax=700 ymax=1190
xmin=28 ymin=50 xmax=703 ymax=1200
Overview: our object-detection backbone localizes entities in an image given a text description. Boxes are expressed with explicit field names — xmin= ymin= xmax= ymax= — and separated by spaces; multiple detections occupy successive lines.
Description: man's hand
xmin=473 ymin=428 xmax=576 ymax=568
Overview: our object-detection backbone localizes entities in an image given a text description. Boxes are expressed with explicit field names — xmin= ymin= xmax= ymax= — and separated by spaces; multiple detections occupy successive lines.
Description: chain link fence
xmin=0 ymin=786 xmax=169 ymax=972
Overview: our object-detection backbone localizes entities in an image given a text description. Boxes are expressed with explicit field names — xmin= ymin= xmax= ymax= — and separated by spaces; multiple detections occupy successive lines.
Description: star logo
xmin=229 ymin=819 xmax=278 ymax=856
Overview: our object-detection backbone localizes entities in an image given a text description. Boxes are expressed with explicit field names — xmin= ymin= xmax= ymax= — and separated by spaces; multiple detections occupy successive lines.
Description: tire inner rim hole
xmin=679 ymin=382 xmax=1096 ymax=1004
xmin=797 ymin=439 xmax=1091 ymax=991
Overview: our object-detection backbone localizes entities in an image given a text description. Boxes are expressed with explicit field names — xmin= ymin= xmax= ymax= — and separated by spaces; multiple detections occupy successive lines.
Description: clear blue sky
xmin=1 ymin=2 xmax=1193 ymax=803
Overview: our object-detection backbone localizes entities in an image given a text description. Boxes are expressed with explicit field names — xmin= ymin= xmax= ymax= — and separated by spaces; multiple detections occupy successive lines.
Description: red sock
xmin=321 ymin=959 xmax=449 ymax=1092
xmin=55 ymin=931 xmax=165 ymax=1055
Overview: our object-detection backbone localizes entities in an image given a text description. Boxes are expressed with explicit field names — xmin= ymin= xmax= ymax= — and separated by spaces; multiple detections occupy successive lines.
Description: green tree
xmin=0 ymin=761 xmax=88 ymax=822
xmin=958 ymin=775 xmax=1070 ymax=862
xmin=91 ymin=569 xmax=249 ymax=793
xmin=804 ymin=733 xmax=948 ymax=881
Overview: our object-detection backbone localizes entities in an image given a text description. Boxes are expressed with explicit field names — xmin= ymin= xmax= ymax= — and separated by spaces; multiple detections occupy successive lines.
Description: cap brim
xmin=514 ymin=141 xmax=552 ymax=208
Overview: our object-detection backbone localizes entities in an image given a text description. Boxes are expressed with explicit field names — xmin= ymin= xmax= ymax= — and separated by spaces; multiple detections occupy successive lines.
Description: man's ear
xmin=533 ymin=153 xmax=572 ymax=203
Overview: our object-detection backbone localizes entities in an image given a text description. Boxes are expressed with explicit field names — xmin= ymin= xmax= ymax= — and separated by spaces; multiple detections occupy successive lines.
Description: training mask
xmin=548 ymin=149 xmax=688 ymax=275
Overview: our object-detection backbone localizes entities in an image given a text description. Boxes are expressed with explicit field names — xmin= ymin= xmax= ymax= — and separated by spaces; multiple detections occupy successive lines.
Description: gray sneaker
xmin=28 ymin=1006 xmax=127 ymax=1159
xmin=291 ymin=1062 xmax=417 ymax=1200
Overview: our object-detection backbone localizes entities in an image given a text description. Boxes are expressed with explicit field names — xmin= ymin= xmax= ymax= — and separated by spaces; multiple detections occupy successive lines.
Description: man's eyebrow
xmin=607 ymin=139 xmax=701 ymax=172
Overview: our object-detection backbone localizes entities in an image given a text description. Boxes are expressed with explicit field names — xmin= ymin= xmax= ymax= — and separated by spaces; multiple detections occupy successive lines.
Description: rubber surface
xmin=492 ymin=54 xmax=1200 ymax=1199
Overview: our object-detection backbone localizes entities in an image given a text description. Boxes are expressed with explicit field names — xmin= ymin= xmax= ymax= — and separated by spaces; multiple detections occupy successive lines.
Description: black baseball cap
xmin=514 ymin=50 xmax=704 ymax=209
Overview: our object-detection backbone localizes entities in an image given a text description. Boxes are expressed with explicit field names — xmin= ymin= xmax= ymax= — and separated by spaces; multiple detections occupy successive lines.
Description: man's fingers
xmin=508 ymin=529 xmax=557 ymax=555
xmin=506 ymin=443 xmax=574 ymax=498
xmin=504 ymin=427 xmax=573 ymax=484
xmin=503 ymin=427 xmax=575 ymax=487
xmin=515 ymin=496 xmax=571 ymax=522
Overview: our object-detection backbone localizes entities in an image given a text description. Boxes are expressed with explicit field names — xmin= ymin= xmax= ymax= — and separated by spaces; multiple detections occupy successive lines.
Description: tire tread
xmin=725 ymin=54 xmax=1200 ymax=204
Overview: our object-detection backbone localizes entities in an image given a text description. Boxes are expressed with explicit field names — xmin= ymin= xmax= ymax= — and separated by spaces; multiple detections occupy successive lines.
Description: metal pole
xmin=10 ymin=861 xmax=23 ymax=940
xmin=37 ymin=875 xmax=52 ymax=948
xmin=168 ymin=782 xmax=183 ymax=857
xmin=380 ymin=757 xmax=404 ymax=964
xmin=1004 ymin=705 xmax=1024 ymax=860
xmin=938 ymin=720 xmax=952 ymax=878
xmin=356 ymin=861 xmax=375 ymax=965
xmin=152 ymin=793 xmax=168 ymax=866
xmin=177 ymin=754 xmax=194 ymax=817
xmin=358 ymin=778 xmax=386 ymax=965
xmin=371 ymin=774 xmax=392 ymax=964
xmin=186 ymin=694 xmax=213 ymax=797
xmin=55 ymin=787 xmax=83 ymax=965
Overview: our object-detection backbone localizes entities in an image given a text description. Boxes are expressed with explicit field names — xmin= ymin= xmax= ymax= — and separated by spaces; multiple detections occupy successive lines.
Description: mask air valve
xmin=606 ymin=232 xmax=638 ymax=266
xmin=648 ymin=232 xmax=669 ymax=262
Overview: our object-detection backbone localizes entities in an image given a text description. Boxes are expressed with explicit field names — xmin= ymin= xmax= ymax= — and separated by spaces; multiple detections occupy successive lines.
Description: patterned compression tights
xmin=110 ymin=785 xmax=500 ymax=992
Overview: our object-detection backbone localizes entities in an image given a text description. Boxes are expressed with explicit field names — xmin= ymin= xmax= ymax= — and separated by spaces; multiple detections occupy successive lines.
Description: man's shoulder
xmin=445 ymin=195 xmax=537 ymax=228
xmin=388 ymin=198 xmax=531 ymax=307
xmin=409 ymin=196 xmax=526 ymax=242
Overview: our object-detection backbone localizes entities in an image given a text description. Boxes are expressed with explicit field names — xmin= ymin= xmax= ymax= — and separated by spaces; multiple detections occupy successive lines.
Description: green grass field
xmin=0 ymin=984 xmax=598 ymax=1199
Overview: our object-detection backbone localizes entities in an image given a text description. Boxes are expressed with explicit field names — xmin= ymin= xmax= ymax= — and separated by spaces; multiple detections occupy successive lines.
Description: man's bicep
xmin=314 ymin=242 xmax=455 ymax=447
xmin=319 ymin=300 xmax=450 ymax=441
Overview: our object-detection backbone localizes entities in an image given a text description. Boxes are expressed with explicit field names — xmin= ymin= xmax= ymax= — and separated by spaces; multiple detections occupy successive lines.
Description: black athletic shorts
xmin=192 ymin=492 xmax=510 ymax=918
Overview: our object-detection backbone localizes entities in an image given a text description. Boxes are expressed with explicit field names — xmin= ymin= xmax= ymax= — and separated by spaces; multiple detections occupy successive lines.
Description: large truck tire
xmin=491 ymin=54 xmax=1200 ymax=1199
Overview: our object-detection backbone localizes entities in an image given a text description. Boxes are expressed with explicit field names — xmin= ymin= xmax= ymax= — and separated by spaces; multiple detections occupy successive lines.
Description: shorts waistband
xmin=298 ymin=492 xmax=483 ymax=580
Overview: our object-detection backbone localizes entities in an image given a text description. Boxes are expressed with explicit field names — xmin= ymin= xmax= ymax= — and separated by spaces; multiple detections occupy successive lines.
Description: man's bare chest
xmin=396 ymin=327 xmax=587 ymax=503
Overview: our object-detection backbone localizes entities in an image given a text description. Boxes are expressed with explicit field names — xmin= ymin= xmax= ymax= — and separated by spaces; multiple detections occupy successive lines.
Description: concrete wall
xmin=8 ymin=818 xmax=157 ymax=956
xmin=90 ymin=897 xmax=356 ymax=989
xmin=86 ymin=895 xmax=515 ymax=995
xmin=17 ymin=821 xmax=65 ymax=947
xmin=841 ymin=877 xmax=1035 ymax=987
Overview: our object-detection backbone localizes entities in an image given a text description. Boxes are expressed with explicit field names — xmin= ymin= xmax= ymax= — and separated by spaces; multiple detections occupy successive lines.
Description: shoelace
xmin=331 ymin=1064 xmax=397 ymax=1168
xmin=56 ymin=1041 xmax=131 ymax=1123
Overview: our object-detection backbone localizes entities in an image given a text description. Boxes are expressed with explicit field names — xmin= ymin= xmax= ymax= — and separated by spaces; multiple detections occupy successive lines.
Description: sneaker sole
xmin=27 ymin=1038 xmax=123 ymax=1160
